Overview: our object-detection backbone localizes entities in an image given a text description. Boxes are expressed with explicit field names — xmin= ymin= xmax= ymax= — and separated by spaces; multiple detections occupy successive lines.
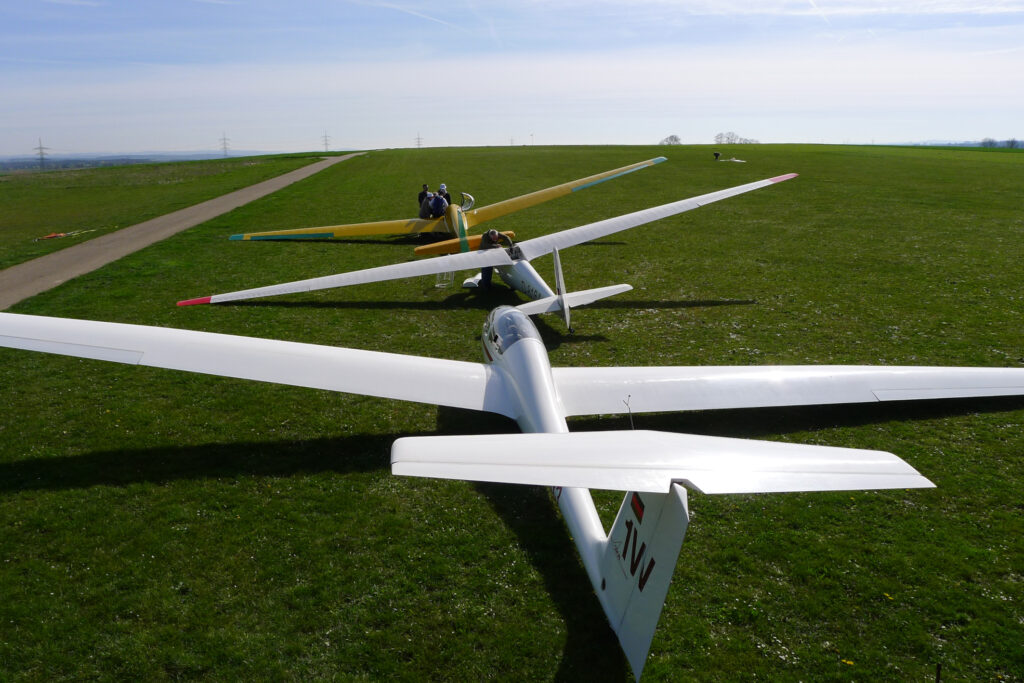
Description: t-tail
xmin=514 ymin=248 xmax=629 ymax=328
xmin=599 ymin=487 xmax=690 ymax=681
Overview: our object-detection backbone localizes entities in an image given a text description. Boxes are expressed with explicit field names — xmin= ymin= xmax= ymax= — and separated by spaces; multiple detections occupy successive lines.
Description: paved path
xmin=0 ymin=153 xmax=363 ymax=310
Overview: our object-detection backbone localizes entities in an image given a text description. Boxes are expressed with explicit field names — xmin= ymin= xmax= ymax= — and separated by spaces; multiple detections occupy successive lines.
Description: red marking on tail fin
xmin=177 ymin=296 xmax=212 ymax=307
xmin=769 ymin=173 xmax=798 ymax=183
xmin=631 ymin=492 xmax=646 ymax=523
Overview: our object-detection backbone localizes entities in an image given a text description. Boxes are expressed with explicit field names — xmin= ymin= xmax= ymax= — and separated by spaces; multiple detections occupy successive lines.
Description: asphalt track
xmin=0 ymin=153 xmax=362 ymax=310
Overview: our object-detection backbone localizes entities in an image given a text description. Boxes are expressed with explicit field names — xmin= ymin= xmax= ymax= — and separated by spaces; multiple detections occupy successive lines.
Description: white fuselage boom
xmin=481 ymin=306 xmax=626 ymax=615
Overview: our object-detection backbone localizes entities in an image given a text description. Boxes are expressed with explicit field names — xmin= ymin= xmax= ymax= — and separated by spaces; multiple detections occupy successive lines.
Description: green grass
xmin=1 ymin=144 xmax=1022 ymax=681
xmin=0 ymin=154 xmax=323 ymax=270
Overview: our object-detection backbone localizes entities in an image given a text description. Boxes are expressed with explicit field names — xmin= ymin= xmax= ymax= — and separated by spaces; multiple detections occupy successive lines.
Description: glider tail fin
xmin=552 ymin=247 xmax=571 ymax=331
xmin=599 ymin=486 xmax=691 ymax=681
xmin=514 ymin=247 xmax=632 ymax=326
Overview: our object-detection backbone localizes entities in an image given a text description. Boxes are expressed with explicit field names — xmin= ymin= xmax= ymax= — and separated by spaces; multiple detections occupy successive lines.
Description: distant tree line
xmin=981 ymin=138 xmax=1020 ymax=148
xmin=658 ymin=133 xmax=762 ymax=145
xmin=714 ymin=132 xmax=759 ymax=144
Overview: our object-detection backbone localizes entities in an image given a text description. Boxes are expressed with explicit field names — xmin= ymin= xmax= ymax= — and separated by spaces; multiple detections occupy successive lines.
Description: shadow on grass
xmin=436 ymin=406 xmax=629 ymax=681
xmin=226 ymin=293 xmax=752 ymax=315
xmin=567 ymin=395 xmax=1024 ymax=442
xmin=0 ymin=432 xmax=405 ymax=494
xmin=241 ymin=234 xmax=441 ymax=246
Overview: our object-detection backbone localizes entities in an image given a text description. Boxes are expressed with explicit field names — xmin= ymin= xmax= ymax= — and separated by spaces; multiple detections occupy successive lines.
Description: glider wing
xmin=552 ymin=365 xmax=1024 ymax=417
xmin=178 ymin=248 xmax=516 ymax=305
xmin=465 ymin=157 xmax=667 ymax=227
xmin=0 ymin=313 xmax=516 ymax=417
xmin=229 ymin=217 xmax=443 ymax=241
xmin=517 ymin=173 xmax=797 ymax=261
xmin=391 ymin=429 xmax=934 ymax=494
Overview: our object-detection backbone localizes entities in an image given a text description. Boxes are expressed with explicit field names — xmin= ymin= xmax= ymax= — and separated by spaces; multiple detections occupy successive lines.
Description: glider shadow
xmin=568 ymin=395 xmax=1024 ymax=443
xmin=0 ymin=432 xmax=402 ymax=495
xmin=434 ymin=406 xmax=628 ymax=681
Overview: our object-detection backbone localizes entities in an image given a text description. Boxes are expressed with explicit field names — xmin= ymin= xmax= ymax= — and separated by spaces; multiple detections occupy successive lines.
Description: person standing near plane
xmin=427 ymin=191 xmax=448 ymax=218
xmin=418 ymin=184 xmax=430 ymax=208
xmin=477 ymin=229 xmax=513 ymax=289
xmin=438 ymin=183 xmax=452 ymax=205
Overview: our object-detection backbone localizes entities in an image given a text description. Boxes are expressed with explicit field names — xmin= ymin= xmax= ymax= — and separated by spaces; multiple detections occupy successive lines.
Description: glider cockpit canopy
xmin=484 ymin=306 xmax=538 ymax=356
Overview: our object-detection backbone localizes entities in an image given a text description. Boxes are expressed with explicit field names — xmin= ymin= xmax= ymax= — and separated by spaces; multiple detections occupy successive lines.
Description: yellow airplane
xmin=228 ymin=157 xmax=667 ymax=255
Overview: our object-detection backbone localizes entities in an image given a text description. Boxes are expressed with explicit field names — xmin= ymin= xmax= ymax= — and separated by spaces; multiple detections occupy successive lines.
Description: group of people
xmin=416 ymin=182 xmax=512 ymax=289
xmin=417 ymin=183 xmax=452 ymax=219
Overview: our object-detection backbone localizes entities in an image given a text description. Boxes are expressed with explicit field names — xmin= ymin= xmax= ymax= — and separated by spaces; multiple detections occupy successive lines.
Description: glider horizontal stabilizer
xmin=515 ymin=284 xmax=632 ymax=316
xmin=390 ymin=429 xmax=934 ymax=494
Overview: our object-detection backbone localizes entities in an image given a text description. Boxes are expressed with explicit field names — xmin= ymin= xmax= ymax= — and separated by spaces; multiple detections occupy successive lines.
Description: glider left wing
xmin=552 ymin=364 xmax=1024 ymax=416
xmin=179 ymin=248 xmax=515 ymax=305
xmin=231 ymin=217 xmax=443 ymax=241
xmin=0 ymin=313 xmax=516 ymax=418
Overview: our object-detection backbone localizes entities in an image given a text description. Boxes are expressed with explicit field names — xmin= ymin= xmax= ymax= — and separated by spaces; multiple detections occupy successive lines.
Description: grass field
xmin=1 ymin=144 xmax=1022 ymax=681
xmin=0 ymin=154 xmax=321 ymax=271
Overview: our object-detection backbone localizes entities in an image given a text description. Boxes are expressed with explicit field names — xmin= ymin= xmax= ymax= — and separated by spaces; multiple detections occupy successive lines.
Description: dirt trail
xmin=0 ymin=153 xmax=363 ymax=310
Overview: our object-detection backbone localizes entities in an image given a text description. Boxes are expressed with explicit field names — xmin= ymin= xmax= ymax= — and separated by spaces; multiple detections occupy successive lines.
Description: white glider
xmin=177 ymin=173 xmax=798 ymax=315
xmin=2 ymin=306 xmax=1023 ymax=679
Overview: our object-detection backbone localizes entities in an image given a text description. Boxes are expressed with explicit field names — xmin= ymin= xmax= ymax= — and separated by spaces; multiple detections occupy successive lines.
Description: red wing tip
xmin=770 ymin=173 xmax=798 ymax=183
xmin=177 ymin=296 xmax=212 ymax=307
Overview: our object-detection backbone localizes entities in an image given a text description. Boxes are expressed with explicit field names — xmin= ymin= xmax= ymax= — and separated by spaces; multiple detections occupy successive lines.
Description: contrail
xmin=807 ymin=0 xmax=832 ymax=25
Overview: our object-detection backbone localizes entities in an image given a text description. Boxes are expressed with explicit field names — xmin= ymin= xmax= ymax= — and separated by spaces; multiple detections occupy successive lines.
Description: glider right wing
xmin=551 ymin=364 xmax=1024 ymax=416
xmin=517 ymin=173 xmax=797 ymax=261
xmin=465 ymin=156 xmax=667 ymax=226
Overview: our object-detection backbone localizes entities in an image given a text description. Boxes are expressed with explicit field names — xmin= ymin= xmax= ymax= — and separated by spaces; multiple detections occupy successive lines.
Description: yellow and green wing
xmin=229 ymin=217 xmax=444 ymax=241
xmin=463 ymin=156 xmax=666 ymax=228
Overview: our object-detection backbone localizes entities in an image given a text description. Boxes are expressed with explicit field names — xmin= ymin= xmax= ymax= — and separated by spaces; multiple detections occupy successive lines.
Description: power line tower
xmin=220 ymin=132 xmax=230 ymax=157
xmin=415 ymin=132 xmax=423 ymax=148
xmin=322 ymin=131 xmax=331 ymax=152
xmin=34 ymin=138 xmax=50 ymax=169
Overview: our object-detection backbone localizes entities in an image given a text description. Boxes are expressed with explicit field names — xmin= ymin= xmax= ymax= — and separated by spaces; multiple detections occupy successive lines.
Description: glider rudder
xmin=600 ymin=486 xmax=690 ymax=681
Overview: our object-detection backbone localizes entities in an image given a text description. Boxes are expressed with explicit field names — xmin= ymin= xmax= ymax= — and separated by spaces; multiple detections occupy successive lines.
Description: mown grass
xmin=0 ymin=154 xmax=323 ymax=270
xmin=1 ymin=144 xmax=1022 ymax=681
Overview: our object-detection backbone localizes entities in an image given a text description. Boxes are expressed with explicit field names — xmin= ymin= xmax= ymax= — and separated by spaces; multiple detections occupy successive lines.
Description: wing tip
xmin=770 ymin=173 xmax=799 ymax=183
xmin=177 ymin=296 xmax=212 ymax=307
xmin=228 ymin=234 xmax=246 ymax=241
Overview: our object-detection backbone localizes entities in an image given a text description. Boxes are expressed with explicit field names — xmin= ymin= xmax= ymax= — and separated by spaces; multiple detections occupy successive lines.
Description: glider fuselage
xmin=493 ymin=258 xmax=557 ymax=300
xmin=480 ymin=306 xmax=618 ymax=609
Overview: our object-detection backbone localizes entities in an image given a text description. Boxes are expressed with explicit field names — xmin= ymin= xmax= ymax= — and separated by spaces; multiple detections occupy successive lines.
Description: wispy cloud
xmin=42 ymin=0 xmax=105 ymax=6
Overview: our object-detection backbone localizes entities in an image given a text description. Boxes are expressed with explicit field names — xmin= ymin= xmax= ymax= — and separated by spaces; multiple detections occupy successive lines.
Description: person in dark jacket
xmin=477 ymin=229 xmax=512 ymax=288
xmin=418 ymin=184 xmax=430 ymax=207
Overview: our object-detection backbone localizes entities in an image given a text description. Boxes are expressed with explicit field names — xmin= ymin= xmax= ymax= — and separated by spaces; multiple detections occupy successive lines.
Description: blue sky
xmin=1 ymin=0 xmax=1022 ymax=155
